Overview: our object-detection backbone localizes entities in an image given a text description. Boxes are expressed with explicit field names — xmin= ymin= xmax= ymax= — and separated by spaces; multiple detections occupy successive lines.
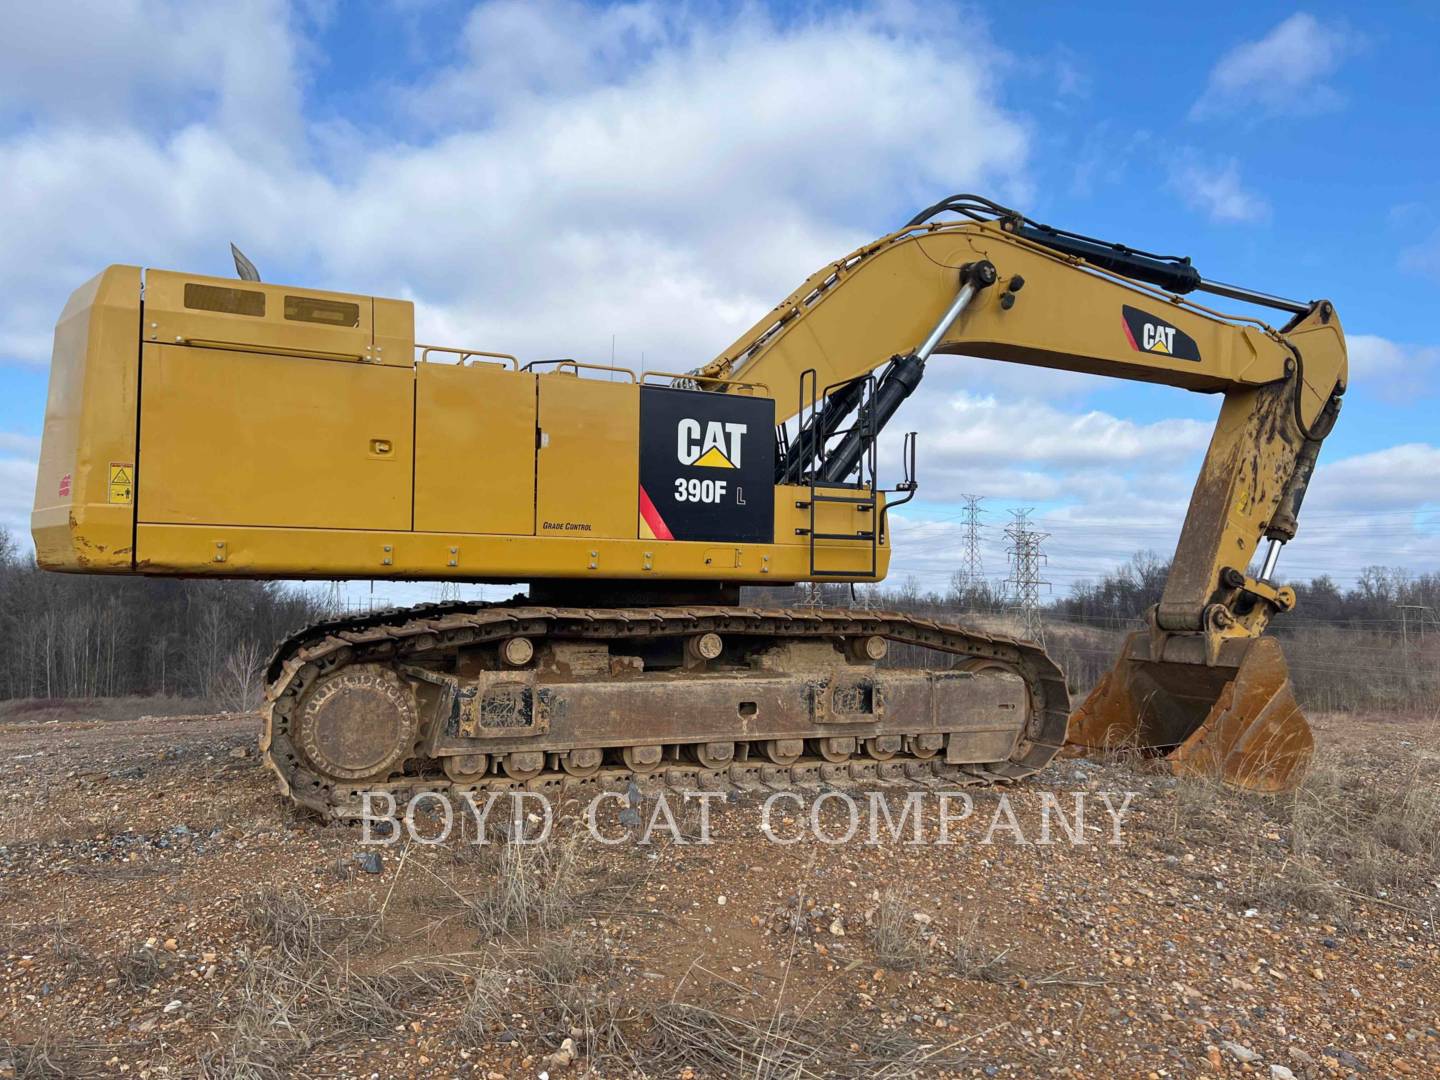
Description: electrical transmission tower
xmin=848 ymin=583 xmax=878 ymax=611
xmin=957 ymin=494 xmax=986 ymax=590
xmin=323 ymin=580 xmax=345 ymax=617
xmin=1004 ymin=509 xmax=1050 ymax=642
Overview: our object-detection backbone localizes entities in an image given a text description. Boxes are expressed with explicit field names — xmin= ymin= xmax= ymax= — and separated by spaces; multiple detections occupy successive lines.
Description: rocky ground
xmin=0 ymin=699 xmax=1436 ymax=1079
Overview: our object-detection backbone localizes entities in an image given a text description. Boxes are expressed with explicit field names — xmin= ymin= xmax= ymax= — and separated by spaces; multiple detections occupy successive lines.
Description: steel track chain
xmin=261 ymin=604 xmax=1070 ymax=816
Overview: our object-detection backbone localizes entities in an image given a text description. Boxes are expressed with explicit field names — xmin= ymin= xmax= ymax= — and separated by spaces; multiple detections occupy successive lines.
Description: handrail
xmin=416 ymin=343 xmax=520 ymax=370
xmin=640 ymin=370 xmax=770 ymax=395
xmin=173 ymin=337 xmax=365 ymax=363
xmin=523 ymin=358 xmax=637 ymax=382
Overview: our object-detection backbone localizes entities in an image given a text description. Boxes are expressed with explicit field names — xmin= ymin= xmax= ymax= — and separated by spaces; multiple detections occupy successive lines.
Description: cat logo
xmin=1142 ymin=322 xmax=1176 ymax=353
xmin=677 ymin=418 xmax=746 ymax=469
xmin=1121 ymin=305 xmax=1201 ymax=362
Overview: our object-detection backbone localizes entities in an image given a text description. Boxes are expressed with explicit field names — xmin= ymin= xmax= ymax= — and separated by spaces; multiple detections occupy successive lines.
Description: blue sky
xmin=1 ymin=1 xmax=1436 ymax=601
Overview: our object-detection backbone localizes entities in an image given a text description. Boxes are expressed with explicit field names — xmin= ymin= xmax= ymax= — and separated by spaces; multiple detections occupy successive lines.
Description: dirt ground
xmin=0 ymin=699 xmax=1436 ymax=1079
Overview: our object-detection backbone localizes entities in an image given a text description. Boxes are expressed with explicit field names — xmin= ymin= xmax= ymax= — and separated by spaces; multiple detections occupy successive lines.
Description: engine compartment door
xmin=136 ymin=343 xmax=413 ymax=531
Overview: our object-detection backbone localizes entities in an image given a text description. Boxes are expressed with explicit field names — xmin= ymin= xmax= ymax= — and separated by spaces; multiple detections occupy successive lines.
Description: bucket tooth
xmin=1066 ymin=632 xmax=1313 ymax=793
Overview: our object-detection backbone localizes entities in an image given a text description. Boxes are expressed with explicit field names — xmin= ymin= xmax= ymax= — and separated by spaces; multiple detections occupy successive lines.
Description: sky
xmin=1 ymin=1 xmax=1437 ymax=607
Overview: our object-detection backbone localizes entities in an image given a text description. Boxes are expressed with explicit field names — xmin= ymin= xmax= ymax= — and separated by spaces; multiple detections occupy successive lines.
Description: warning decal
xmin=107 ymin=462 xmax=134 ymax=504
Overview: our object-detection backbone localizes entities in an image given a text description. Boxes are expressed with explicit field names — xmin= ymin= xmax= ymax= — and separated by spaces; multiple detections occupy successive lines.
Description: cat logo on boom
xmin=676 ymin=418 xmax=746 ymax=469
xmin=1121 ymin=305 xmax=1201 ymax=362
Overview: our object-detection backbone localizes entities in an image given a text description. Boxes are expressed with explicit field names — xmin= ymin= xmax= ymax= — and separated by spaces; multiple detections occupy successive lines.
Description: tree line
xmin=3 ymin=524 xmax=1434 ymax=705
xmin=1054 ymin=551 xmax=1440 ymax=633
xmin=750 ymin=549 xmax=1440 ymax=636
xmin=0 ymin=530 xmax=323 ymax=705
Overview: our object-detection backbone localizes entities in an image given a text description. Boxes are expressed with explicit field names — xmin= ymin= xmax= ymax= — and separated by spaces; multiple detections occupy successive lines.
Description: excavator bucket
xmin=1066 ymin=632 xmax=1313 ymax=793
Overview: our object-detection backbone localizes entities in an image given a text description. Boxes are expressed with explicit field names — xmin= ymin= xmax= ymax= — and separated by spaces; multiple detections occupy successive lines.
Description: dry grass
xmin=199 ymin=948 xmax=458 ymax=1078
xmin=636 ymin=1001 xmax=972 ymax=1079
xmin=245 ymin=886 xmax=382 ymax=961
xmin=466 ymin=835 xmax=623 ymax=939
xmin=870 ymin=889 xmax=927 ymax=971
xmin=1246 ymin=746 xmax=1440 ymax=920
xmin=1168 ymin=770 xmax=1230 ymax=839
xmin=0 ymin=1031 xmax=113 ymax=1079
xmin=45 ymin=921 xmax=101 ymax=988
xmin=206 ymin=839 xmax=632 ymax=1074
xmin=951 ymin=915 xmax=1013 ymax=984
xmin=454 ymin=968 xmax=510 ymax=1046
xmin=531 ymin=928 xmax=613 ymax=986
xmin=199 ymin=886 xmax=463 ymax=1078
xmin=199 ymin=951 xmax=383 ymax=1079
xmin=113 ymin=943 xmax=170 ymax=990
xmin=1283 ymin=630 xmax=1440 ymax=712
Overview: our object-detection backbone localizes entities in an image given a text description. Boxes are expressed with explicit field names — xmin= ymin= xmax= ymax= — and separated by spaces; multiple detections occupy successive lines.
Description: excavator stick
xmin=1066 ymin=632 xmax=1313 ymax=793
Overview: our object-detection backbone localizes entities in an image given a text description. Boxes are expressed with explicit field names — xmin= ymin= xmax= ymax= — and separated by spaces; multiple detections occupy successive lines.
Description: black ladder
xmin=791 ymin=369 xmax=880 ymax=578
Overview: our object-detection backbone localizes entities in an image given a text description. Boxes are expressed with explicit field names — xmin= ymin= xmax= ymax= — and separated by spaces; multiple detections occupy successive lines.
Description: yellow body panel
xmin=32 ymin=265 xmax=142 ymax=571
xmin=415 ymin=362 xmax=537 ymax=536
xmin=536 ymin=373 xmax=639 ymax=541
xmin=373 ymin=297 xmax=417 ymax=368
xmin=131 ymin=483 xmax=885 ymax=581
xmin=137 ymin=344 xmax=413 ymax=531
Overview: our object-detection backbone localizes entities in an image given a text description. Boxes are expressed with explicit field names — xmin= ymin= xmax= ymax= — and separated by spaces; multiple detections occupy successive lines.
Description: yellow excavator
xmin=31 ymin=195 xmax=1346 ymax=815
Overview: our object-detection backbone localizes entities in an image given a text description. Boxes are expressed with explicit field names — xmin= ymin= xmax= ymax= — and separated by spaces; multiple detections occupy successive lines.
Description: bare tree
xmin=216 ymin=639 xmax=265 ymax=712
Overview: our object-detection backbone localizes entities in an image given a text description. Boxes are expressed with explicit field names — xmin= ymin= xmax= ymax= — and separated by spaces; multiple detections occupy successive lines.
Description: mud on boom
xmin=33 ymin=195 xmax=1346 ymax=814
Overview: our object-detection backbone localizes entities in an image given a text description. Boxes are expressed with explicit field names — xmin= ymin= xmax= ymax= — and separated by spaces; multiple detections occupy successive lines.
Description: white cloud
xmin=0 ymin=1 xmax=305 ymax=157
xmin=883 ymin=438 xmax=1440 ymax=594
xmin=404 ymin=0 xmax=671 ymax=122
xmin=0 ymin=0 xmax=1029 ymax=371
xmin=1190 ymin=13 xmax=1353 ymax=120
xmin=1304 ymin=443 xmax=1440 ymax=515
xmin=877 ymin=390 xmax=1210 ymax=499
xmin=1401 ymin=228 xmax=1440 ymax=282
xmin=1344 ymin=334 xmax=1439 ymax=399
xmin=0 ymin=433 xmax=40 ymax=457
xmin=1168 ymin=156 xmax=1269 ymax=224
xmin=875 ymin=388 xmax=1214 ymax=588
xmin=0 ymin=437 xmax=39 ymax=538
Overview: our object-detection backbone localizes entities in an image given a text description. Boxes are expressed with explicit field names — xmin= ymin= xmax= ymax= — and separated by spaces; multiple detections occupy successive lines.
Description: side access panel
xmin=415 ymin=363 xmax=537 ymax=535
xmin=535 ymin=374 xmax=639 ymax=540
xmin=137 ymin=344 xmax=413 ymax=531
